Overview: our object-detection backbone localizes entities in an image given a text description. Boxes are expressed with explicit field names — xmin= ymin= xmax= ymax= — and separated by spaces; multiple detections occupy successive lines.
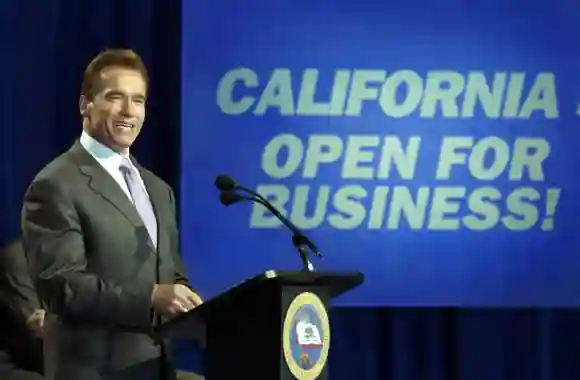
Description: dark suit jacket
xmin=21 ymin=142 xmax=191 ymax=380
xmin=0 ymin=240 xmax=44 ymax=379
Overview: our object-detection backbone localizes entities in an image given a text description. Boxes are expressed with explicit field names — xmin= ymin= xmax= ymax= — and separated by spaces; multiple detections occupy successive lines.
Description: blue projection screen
xmin=180 ymin=0 xmax=580 ymax=306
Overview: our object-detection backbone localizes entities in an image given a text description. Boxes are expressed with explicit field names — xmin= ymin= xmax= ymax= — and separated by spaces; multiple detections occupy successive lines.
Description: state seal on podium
xmin=283 ymin=292 xmax=330 ymax=380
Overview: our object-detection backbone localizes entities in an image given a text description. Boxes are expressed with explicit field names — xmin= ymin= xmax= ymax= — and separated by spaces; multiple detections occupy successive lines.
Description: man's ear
xmin=79 ymin=94 xmax=90 ymax=117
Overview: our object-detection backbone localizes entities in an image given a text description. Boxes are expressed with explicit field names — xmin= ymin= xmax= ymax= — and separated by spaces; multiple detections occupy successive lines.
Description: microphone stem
xmin=294 ymin=236 xmax=316 ymax=272
xmin=231 ymin=185 xmax=320 ymax=269
xmin=249 ymin=190 xmax=300 ymax=235
xmin=251 ymin=195 xmax=317 ymax=271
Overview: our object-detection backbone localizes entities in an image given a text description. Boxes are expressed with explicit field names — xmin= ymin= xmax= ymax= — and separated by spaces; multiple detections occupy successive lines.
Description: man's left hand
xmin=26 ymin=309 xmax=45 ymax=338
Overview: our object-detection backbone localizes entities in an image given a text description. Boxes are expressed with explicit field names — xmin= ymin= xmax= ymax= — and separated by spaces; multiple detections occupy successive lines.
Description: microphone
xmin=216 ymin=174 xmax=281 ymax=212
xmin=215 ymin=174 xmax=237 ymax=191
xmin=219 ymin=190 xmax=258 ymax=206
xmin=214 ymin=174 xmax=322 ymax=262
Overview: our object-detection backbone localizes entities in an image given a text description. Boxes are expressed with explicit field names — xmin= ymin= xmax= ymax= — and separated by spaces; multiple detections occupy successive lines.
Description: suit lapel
xmin=68 ymin=142 xmax=156 ymax=252
xmin=137 ymin=164 xmax=169 ymax=256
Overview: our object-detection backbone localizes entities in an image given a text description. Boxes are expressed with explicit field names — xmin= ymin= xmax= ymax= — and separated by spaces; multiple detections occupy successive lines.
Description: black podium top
xmin=207 ymin=269 xmax=364 ymax=306
xmin=153 ymin=270 xmax=364 ymax=341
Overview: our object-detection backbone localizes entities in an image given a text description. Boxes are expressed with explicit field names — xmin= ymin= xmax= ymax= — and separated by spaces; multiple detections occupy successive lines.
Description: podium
xmin=154 ymin=270 xmax=364 ymax=380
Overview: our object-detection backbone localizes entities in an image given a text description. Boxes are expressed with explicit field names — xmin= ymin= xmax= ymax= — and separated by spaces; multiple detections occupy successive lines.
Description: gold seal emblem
xmin=283 ymin=292 xmax=330 ymax=380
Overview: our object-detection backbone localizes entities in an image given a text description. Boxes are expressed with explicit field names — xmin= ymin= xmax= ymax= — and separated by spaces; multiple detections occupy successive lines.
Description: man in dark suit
xmin=21 ymin=49 xmax=203 ymax=380
xmin=0 ymin=240 xmax=45 ymax=380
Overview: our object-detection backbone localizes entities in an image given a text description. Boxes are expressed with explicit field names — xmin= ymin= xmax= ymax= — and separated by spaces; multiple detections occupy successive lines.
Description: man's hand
xmin=151 ymin=284 xmax=203 ymax=316
xmin=26 ymin=309 xmax=45 ymax=338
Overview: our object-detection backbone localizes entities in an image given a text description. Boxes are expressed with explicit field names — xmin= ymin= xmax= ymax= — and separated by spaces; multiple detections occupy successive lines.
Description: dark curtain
xmin=2 ymin=2 xmax=580 ymax=380
xmin=175 ymin=307 xmax=580 ymax=379
xmin=0 ymin=0 xmax=181 ymax=247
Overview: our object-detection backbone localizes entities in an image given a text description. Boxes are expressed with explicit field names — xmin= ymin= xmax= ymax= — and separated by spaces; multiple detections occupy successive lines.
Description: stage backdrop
xmin=180 ymin=0 xmax=580 ymax=306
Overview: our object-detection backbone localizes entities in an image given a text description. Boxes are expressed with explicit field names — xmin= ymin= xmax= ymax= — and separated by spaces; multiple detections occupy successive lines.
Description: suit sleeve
xmin=0 ymin=240 xmax=40 ymax=322
xmin=168 ymin=187 xmax=191 ymax=288
xmin=21 ymin=178 xmax=153 ymax=328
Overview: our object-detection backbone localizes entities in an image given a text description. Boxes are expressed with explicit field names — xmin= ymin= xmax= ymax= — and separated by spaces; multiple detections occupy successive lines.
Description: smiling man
xmin=20 ymin=49 xmax=203 ymax=380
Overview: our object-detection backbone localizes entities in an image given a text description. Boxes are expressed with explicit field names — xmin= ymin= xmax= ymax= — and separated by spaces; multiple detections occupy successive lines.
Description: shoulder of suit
xmin=28 ymin=150 xmax=79 ymax=191
xmin=138 ymin=166 xmax=174 ymax=193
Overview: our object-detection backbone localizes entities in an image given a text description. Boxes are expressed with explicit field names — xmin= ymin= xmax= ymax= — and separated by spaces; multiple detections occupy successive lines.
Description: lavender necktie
xmin=120 ymin=158 xmax=158 ymax=247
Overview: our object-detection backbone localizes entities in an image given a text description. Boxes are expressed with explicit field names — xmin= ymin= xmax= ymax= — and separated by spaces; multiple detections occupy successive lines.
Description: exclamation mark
xmin=541 ymin=188 xmax=561 ymax=231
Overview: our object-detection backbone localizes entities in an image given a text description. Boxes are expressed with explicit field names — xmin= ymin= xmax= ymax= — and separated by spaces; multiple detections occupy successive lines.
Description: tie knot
xmin=119 ymin=158 xmax=134 ymax=174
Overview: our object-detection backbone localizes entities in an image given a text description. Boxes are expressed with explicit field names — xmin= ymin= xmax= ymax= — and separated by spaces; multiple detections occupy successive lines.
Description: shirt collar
xmin=79 ymin=131 xmax=133 ymax=171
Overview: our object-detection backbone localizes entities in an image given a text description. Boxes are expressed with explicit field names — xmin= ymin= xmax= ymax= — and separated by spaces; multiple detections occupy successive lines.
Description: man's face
xmin=81 ymin=66 xmax=147 ymax=153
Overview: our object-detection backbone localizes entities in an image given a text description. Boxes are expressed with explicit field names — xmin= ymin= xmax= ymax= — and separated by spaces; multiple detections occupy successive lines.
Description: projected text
xmin=249 ymin=134 xmax=560 ymax=231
